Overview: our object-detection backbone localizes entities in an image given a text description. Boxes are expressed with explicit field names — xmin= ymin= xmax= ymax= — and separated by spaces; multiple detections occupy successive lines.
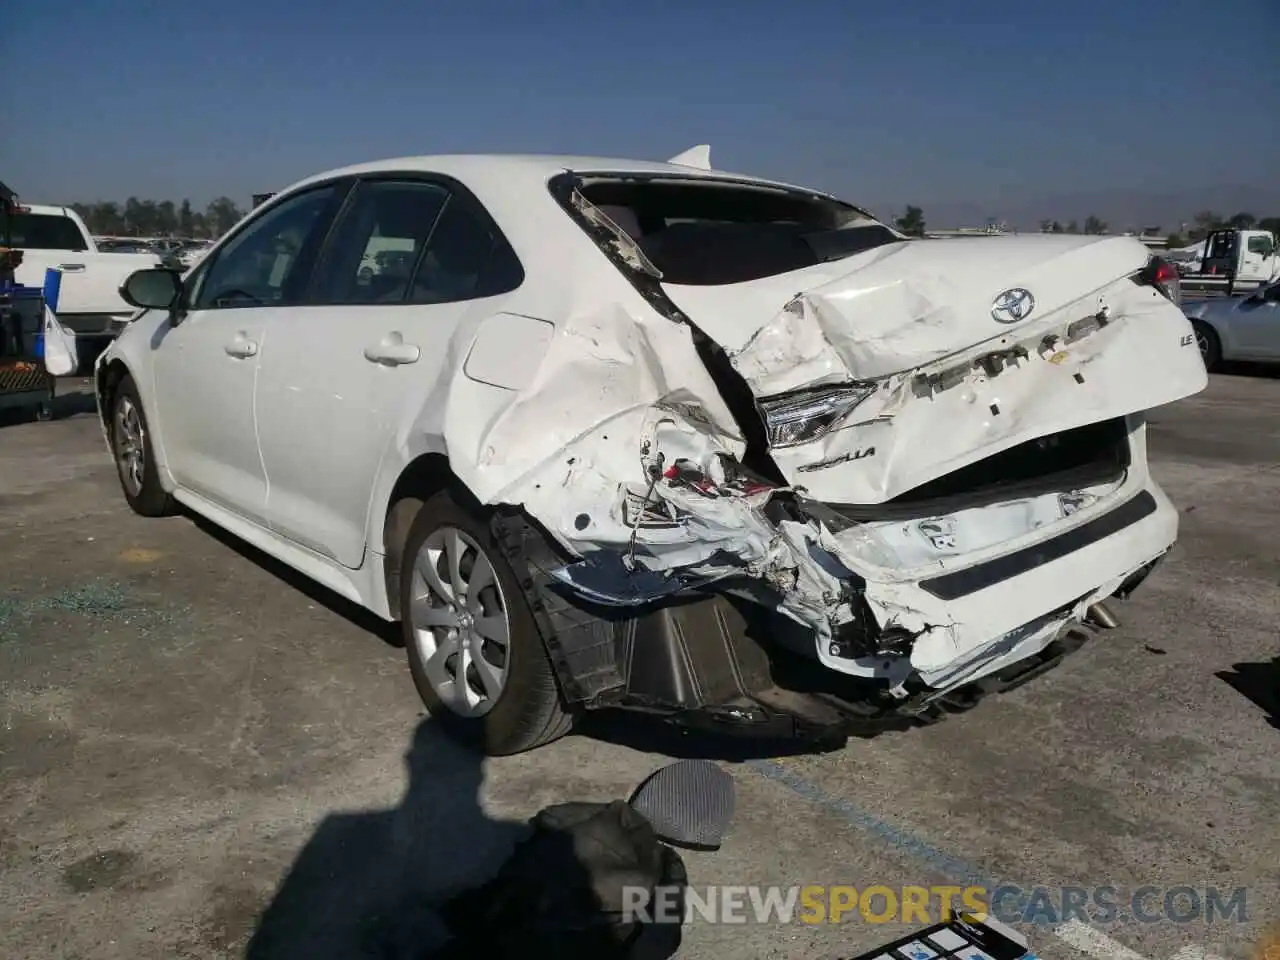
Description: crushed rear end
xmin=458 ymin=169 xmax=1207 ymax=737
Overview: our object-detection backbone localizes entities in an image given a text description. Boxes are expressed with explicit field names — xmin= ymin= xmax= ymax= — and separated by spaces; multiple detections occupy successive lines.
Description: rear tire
xmin=110 ymin=375 xmax=175 ymax=517
xmin=1192 ymin=320 xmax=1221 ymax=371
xmin=400 ymin=488 xmax=571 ymax=755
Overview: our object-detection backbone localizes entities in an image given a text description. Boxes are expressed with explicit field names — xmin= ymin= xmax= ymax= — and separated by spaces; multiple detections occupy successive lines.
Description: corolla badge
xmin=991 ymin=287 xmax=1036 ymax=324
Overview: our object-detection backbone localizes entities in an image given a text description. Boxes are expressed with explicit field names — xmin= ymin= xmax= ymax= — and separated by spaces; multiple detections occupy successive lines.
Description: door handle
xmin=224 ymin=335 xmax=258 ymax=358
xmin=363 ymin=332 xmax=420 ymax=366
xmin=57 ymin=263 xmax=86 ymax=272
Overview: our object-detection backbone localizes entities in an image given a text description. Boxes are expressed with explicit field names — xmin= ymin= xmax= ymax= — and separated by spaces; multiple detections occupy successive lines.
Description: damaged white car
xmin=97 ymin=148 xmax=1207 ymax=754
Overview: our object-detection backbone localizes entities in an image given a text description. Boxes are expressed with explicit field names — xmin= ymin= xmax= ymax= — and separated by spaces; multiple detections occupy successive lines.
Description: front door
xmin=151 ymin=183 xmax=345 ymax=525
xmin=255 ymin=175 xmax=524 ymax=568
xmin=1230 ymin=282 xmax=1280 ymax=359
xmin=1238 ymin=232 xmax=1277 ymax=284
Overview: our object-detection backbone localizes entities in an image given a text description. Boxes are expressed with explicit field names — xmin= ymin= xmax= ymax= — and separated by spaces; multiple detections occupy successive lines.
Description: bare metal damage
xmin=445 ymin=231 xmax=1207 ymax=695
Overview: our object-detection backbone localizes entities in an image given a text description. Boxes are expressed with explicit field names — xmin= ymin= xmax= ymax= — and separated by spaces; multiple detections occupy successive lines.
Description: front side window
xmin=190 ymin=185 xmax=339 ymax=310
xmin=1246 ymin=235 xmax=1275 ymax=257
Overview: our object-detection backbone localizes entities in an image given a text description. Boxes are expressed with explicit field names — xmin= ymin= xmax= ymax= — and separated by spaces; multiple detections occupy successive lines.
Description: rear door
xmin=254 ymin=174 xmax=524 ymax=568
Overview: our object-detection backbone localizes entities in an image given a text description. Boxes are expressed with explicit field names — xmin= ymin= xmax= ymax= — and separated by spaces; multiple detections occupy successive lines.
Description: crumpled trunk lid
xmin=662 ymin=235 xmax=1208 ymax=504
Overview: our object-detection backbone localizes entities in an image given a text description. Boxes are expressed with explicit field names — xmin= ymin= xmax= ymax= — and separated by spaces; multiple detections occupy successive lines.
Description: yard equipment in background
xmin=1 ymin=182 xmax=77 ymax=421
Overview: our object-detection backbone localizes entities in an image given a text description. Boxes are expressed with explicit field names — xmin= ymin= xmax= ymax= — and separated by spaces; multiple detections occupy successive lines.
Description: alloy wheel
xmin=114 ymin=396 xmax=146 ymax=497
xmin=408 ymin=525 xmax=512 ymax=718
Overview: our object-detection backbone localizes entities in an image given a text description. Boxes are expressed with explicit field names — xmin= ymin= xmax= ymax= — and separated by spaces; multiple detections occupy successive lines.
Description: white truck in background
xmin=1174 ymin=228 xmax=1279 ymax=295
xmin=10 ymin=204 xmax=162 ymax=350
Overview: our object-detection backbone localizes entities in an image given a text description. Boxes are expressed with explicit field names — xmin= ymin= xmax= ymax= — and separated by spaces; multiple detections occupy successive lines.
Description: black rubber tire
xmin=110 ymin=374 xmax=175 ymax=517
xmin=400 ymin=488 xmax=572 ymax=756
xmin=1192 ymin=320 xmax=1221 ymax=372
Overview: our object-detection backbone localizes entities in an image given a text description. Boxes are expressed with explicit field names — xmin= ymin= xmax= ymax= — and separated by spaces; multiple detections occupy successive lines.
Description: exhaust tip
xmin=1085 ymin=601 xmax=1120 ymax=630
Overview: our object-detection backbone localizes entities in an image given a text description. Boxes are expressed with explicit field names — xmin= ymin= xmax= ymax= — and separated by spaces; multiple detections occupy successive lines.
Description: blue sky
xmin=4 ymin=0 xmax=1278 ymax=223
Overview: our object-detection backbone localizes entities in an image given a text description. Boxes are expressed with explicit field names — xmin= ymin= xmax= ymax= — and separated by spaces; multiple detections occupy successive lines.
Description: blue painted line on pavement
xmin=747 ymin=758 xmax=1000 ymax=891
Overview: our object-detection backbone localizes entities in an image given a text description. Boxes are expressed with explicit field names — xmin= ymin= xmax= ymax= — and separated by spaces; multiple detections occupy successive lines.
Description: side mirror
xmin=120 ymin=267 xmax=182 ymax=313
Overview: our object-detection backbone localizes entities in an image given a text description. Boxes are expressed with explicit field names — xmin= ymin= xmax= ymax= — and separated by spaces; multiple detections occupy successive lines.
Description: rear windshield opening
xmin=571 ymin=175 xmax=900 ymax=285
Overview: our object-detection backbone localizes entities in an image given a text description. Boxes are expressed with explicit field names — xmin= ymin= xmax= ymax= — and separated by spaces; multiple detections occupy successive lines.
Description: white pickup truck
xmin=1176 ymin=228 xmax=1279 ymax=295
xmin=10 ymin=204 xmax=162 ymax=346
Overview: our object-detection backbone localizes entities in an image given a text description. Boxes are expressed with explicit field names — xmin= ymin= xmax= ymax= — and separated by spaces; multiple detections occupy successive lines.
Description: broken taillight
xmin=1135 ymin=256 xmax=1181 ymax=306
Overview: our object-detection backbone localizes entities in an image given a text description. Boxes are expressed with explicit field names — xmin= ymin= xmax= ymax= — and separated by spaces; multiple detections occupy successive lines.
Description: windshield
xmin=563 ymin=173 xmax=901 ymax=286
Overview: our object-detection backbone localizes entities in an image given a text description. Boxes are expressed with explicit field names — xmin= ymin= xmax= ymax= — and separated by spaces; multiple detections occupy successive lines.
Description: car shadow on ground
xmin=1215 ymin=656 xmax=1280 ymax=730
xmin=1216 ymin=361 xmax=1280 ymax=379
xmin=572 ymin=710 xmax=847 ymax=761
xmin=0 ymin=384 xmax=96 ymax=427
xmin=245 ymin=720 xmax=524 ymax=959
xmin=52 ymin=388 xmax=98 ymax=418
xmin=184 ymin=511 xmax=404 ymax=649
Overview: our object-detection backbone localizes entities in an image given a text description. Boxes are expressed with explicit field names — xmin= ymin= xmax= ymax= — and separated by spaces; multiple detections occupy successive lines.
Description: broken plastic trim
xmin=569 ymin=188 xmax=663 ymax=278
xmin=548 ymin=171 xmax=787 ymax=484
xmin=549 ymin=551 xmax=737 ymax=606
xmin=1130 ymin=254 xmax=1181 ymax=306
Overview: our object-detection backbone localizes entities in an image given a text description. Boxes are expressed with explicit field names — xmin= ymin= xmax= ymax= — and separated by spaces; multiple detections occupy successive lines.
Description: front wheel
xmin=110 ymin=375 xmax=175 ymax=517
xmin=1192 ymin=320 xmax=1221 ymax=372
xmin=400 ymin=488 xmax=572 ymax=755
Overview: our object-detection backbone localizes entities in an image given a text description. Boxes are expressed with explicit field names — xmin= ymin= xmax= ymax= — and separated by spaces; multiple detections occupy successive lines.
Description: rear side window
xmin=407 ymin=196 xmax=522 ymax=304
xmin=561 ymin=175 xmax=898 ymax=285
xmin=9 ymin=213 xmax=88 ymax=251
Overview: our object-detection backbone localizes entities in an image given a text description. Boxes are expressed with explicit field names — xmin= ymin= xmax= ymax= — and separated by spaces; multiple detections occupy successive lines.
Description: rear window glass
xmin=7 ymin=213 xmax=88 ymax=251
xmin=566 ymin=175 xmax=898 ymax=285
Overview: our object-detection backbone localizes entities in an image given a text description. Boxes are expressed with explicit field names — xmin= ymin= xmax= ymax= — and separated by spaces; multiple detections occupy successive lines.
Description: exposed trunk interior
xmin=824 ymin=416 xmax=1132 ymax=521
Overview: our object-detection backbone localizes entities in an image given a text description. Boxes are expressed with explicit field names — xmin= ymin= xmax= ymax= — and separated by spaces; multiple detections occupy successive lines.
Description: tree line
xmin=1160 ymin=212 xmax=1280 ymax=249
xmin=67 ymin=197 xmax=246 ymax=238
xmin=892 ymin=205 xmax=1280 ymax=246
xmin=1038 ymin=211 xmax=1280 ymax=248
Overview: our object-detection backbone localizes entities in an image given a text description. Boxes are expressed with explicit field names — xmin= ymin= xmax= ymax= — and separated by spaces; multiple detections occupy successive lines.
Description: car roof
xmin=13 ymin=203 xmax=71 ymax=217
xmin=288 ymin=153 xmax=840 ymax=200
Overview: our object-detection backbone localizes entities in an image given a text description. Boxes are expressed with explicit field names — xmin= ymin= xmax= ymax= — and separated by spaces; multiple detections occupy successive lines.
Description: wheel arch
xmin=94 ymin=357 xmax=132 ymax=433
xmin=378 ymin=451 xmax=474 ymax=621
xmin=1190 ymin=315 xmax=1226 ymax=362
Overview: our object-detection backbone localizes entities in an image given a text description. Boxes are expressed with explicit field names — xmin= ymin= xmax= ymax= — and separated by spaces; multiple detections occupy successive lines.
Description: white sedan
xmin=1182 ymin=281 xmax=1280 ymax=369
xmin=96 ymin=149 xmax=1207 ymax=754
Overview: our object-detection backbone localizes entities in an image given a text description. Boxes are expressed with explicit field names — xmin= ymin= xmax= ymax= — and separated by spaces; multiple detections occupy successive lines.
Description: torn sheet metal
xmin=663 ymin=236 xmax=1207 ymax=504
xmin=442 ymin=232 xmax=1201 ymax=694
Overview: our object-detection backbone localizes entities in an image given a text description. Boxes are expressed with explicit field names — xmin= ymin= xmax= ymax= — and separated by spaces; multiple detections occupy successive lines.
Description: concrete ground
xmin=1 ymin=372 xmax=1277 ymax=960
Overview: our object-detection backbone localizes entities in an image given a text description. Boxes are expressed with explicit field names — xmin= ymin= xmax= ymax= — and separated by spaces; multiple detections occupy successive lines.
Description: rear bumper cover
xmin=824 ymin=479 xmax=1176 ymax=691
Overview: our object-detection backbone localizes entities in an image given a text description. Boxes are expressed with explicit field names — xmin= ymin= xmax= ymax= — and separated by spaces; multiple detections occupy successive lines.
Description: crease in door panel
xmin=250 ymin=320 xmax=273 ymax=528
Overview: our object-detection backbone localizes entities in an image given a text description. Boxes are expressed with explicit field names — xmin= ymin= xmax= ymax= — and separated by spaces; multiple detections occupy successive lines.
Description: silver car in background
xmin=1183 ymin=281 xmax=1280 ymax=369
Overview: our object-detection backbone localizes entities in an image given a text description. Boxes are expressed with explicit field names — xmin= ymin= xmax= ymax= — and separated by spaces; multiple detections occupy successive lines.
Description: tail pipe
xmin=1085 ymin=601 xmax=1120 ymax=630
